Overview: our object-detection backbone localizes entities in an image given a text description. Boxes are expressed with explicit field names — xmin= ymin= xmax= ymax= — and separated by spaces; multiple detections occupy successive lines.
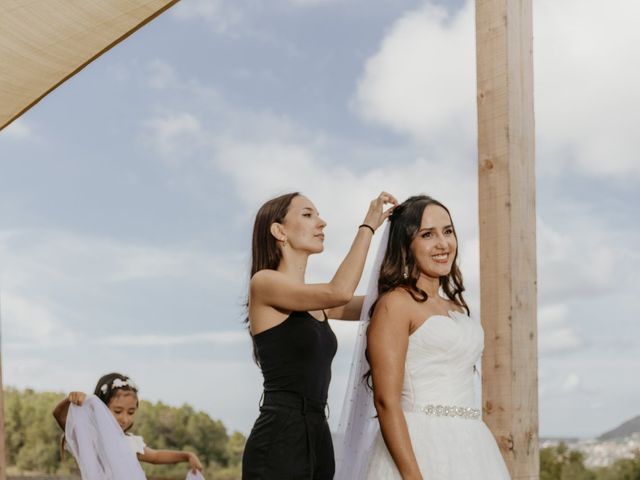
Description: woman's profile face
xmin=410 ymin=204 xmax=457 ymax=279
xmin=280 ymin=195 xmax=327 ymax=255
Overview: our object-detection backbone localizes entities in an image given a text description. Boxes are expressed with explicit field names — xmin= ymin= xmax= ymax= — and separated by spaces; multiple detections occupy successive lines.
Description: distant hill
xmin=599 ymin=415 xmax=640 ymax=441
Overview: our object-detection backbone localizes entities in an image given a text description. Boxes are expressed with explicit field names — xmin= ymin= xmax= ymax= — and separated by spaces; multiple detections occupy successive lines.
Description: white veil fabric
xmin=186 ymin=471 xmax=206 ymax=480
xmin=66 ymin=395 xmax=147 ymax=480
xmin=334 ymin=223 xmax=389 ymax=480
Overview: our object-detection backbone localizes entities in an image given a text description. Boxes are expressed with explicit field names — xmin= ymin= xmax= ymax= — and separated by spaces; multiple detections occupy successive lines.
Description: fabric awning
xmin=0 ymin=0 xmax=179 ymax=130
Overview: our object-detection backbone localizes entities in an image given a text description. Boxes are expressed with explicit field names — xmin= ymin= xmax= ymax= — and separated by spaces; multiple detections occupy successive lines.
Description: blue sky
xmin=1 ymin=0 xmax=639 ymax=439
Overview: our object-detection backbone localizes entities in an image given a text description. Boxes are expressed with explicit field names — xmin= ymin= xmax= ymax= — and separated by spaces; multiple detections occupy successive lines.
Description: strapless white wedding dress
xmin=365 ymin=311 xmax=511 ymax=479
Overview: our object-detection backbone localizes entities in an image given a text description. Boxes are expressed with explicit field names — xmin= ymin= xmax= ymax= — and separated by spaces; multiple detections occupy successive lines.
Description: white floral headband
xmin=100 ymin=377 xmax=139 ymax=395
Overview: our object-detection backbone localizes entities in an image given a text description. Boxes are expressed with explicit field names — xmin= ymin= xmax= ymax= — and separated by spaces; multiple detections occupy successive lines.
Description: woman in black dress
xmin=242 ymin=191 xmax=396 ymax=479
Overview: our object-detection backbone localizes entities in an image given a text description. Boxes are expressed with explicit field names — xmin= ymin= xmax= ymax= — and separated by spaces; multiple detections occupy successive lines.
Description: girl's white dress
xmin=365 ymin=311 xmax=511 ymax=479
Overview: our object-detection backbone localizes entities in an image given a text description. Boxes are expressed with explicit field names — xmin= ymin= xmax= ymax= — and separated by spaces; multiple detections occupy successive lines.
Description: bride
xmin=334 ymin=195 xmax=511 ymax=479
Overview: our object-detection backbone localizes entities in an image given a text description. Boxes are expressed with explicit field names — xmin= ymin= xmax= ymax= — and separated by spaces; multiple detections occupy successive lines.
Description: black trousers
xmin=242 ymin=391 xmax=335 ymax=480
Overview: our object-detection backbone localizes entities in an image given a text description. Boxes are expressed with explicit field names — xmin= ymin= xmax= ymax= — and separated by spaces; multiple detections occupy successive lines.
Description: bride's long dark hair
xmin=372 ymin=195 xmax=469 ymax=315
xmin=365 ymin=195 xmax=469 ymax=387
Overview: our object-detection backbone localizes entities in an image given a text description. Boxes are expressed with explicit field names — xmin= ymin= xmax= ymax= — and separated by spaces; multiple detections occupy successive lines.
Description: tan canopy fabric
xmin=0 ymin=0 xmax=179 ymax=130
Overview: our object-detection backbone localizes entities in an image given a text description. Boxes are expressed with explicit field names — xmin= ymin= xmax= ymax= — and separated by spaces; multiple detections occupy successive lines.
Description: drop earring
xmin=402 ymin=265 xmax=409 ymax=279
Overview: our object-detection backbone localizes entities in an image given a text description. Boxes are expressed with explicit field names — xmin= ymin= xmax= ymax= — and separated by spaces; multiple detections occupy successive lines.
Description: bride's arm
xmin=368 ymin=291 xmax=423 ymax=480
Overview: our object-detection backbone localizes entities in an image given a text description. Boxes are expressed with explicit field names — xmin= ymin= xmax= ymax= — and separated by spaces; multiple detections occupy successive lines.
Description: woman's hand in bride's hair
xmin=363 ymin=191 xmax=398 ymax=231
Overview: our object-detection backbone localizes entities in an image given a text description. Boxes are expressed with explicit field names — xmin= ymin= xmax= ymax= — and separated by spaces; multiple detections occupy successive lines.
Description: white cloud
xmin=538 ymin=303 xmax=584 ymax=355
xmin=147 ymin=60 xmax=177 ymax=90
xmin=1 ymin=292 xmax=77 ymax=348
xmin=354 ymin=0 xmax=640 ymax=179
xmin=535 ymin=0 xmax=640 ymax=178
xmin=2 ymin=356 xmax=95 ymax=394
xmin=537 ymin=217 xmax=637 ymax=303
xmin=172 ymin=0 xmax=224 ymax=20
xmin=354 ymin=2 xmax=476 ymax=156
xmin=0 ymin=228 xmax=242 ymax=348
xmin=1 ymin=118 xmax=33 ymax=139
xmin=141 ymin=112 xmax=207 ymax=160
xmin=171 ymin=0 xmax=244 ymax=33
xmin=0 ymin=229 xmax=238 ymax=287
xmin=211 ymin=137 xmax=478 ymax=271
xmin=561 ymin=373 xmax=581 ymax=393
xmin=211 ymin=138 xmax=477 ymax=224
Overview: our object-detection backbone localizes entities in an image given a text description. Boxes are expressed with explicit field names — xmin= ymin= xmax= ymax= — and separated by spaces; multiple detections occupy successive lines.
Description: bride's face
xmin=410 ymin=204 xmax=457 ymax=279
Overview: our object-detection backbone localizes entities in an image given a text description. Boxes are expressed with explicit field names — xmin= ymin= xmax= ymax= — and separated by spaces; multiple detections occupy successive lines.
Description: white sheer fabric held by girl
xmin=66 ymin=395 xmax=146 ymax=479
xmin=66 ymin=395 xmax=206 ymax=480
xmin=185 ymin=471 xmax=206 ymax=480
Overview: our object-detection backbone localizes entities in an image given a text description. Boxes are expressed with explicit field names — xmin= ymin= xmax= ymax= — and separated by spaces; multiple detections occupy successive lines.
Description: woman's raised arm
xmin=251 ymin=192 xmax=396 ymax=314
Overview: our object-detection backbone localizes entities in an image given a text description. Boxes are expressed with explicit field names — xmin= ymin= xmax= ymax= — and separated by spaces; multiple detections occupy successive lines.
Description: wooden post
xmin=475 ymin=0 xmax=538 ymax=479
xmin=0 ymin=294 xmax=6 ymax=480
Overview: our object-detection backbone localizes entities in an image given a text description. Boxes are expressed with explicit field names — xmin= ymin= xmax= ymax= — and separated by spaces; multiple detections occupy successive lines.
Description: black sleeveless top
xmin=253 ymin=311 xmax=338 ymax=403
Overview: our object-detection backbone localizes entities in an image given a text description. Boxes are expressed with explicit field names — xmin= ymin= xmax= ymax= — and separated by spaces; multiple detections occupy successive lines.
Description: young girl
xmin=53 ymin=372 xmax=203 ymax=474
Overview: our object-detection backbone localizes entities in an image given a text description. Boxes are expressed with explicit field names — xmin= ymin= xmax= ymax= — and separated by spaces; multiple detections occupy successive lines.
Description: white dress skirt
xmin=365 ymin=312 xmax=511 ymax=480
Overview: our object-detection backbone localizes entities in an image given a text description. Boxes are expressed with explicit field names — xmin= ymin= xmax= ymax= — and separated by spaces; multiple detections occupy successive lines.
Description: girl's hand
xmin=362 ymin=191 xmax=398 ymax=231
xmin=188 ymin=452 xmax=203 ymax=472
xmin=68 ymin=391 xmax=87 ymax=405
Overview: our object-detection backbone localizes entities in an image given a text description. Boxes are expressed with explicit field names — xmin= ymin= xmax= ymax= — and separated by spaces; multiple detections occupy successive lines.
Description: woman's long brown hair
xmin=245 ymin=192 xmax=300 ymax=363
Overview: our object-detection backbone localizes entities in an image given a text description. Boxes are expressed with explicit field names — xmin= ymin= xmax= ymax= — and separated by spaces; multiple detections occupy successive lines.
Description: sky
xmin=1 ymin=0 xmax=639 ymax=440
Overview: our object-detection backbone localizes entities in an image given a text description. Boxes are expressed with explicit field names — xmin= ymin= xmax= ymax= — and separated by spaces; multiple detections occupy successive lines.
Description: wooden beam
xmin=475 ymin=0 xmax=538 ymax=478
xmin=0 ymin=294 xmax=5 ymax=480
xmin=0 ymin=358 xmax=5 ymax=480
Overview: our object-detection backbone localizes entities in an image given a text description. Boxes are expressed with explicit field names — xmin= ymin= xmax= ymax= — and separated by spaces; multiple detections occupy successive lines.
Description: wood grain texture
xmin=475 ymin=0 xmax=539 ymax=478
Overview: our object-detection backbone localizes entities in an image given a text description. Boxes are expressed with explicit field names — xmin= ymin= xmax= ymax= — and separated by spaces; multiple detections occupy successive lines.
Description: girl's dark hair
xmin=245 ymin=192 xmax=300 ymax=363
xmin=94 ymin=372 xmax=139 ymax=407
xmin=365 ymin=195 xmax=469 ymax=387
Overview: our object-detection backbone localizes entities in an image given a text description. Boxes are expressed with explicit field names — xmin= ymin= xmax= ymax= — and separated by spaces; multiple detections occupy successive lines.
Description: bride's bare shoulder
xmin=372 ymin=288 xmax=415 ymax=318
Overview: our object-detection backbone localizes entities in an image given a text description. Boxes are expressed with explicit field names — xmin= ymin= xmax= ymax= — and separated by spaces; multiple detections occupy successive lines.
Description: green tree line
xmin=3 ymin=387 xmax=245 ymax=480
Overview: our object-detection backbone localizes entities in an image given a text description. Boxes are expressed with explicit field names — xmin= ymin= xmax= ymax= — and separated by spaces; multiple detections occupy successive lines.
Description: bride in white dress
xmin=334 ymin=195 xmax=510 ymax=480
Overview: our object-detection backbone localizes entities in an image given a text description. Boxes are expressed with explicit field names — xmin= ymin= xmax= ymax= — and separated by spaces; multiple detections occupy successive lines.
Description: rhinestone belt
xmin=405 ymin=403 xmax=481 ymax=420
